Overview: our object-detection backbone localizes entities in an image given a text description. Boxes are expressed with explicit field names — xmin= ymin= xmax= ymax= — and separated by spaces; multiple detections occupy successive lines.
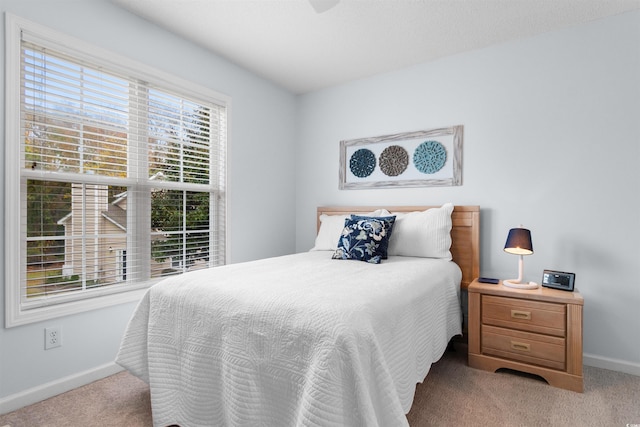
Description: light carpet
xmin=1 ymin=346 xmax=638 ymax=426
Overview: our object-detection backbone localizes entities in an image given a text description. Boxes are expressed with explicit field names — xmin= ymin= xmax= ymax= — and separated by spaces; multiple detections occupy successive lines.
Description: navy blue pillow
xmin=350 ymin=215 xmax=396 ymax=259
xmin=332 ymin=215 xmax=396 ymax=264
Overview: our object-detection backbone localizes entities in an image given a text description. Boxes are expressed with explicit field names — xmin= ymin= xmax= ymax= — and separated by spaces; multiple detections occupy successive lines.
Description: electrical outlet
xmin=45 ymin=326 xmax=62 ymax=350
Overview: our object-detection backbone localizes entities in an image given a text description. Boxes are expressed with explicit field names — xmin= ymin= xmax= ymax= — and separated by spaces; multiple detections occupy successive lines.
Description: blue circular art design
xmin=349 ymin=148 xmax=376 ymax=178
xmin=413 ymin=141 xmax=447 ymax=174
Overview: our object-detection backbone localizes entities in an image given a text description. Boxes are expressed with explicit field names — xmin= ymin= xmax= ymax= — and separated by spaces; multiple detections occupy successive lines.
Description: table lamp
xmin=503 ymin=226 xmax=538 ymax=289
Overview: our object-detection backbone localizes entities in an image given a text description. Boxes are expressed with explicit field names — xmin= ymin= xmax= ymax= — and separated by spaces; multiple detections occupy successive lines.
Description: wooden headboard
xmin=317 ymin=205 xmax=480 ymax=290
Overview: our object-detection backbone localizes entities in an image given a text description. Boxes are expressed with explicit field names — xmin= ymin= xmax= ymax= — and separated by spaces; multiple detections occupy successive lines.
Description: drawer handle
xmin=510 ymin=341 xmax=531 ymax=352
xmin=511 ymin=309 xmax=531 ymax=320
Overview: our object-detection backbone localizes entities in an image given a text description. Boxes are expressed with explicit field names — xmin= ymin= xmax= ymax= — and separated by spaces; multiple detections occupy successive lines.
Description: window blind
xmin=18 ymin=35 xmax=226 ymax=309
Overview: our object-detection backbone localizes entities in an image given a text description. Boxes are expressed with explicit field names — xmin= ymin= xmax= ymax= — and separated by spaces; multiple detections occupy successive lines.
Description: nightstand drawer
xmin=482 ymin=325 xmax=566 ymax=370
xmin=482 ymin=295 xmax=566 ymax=337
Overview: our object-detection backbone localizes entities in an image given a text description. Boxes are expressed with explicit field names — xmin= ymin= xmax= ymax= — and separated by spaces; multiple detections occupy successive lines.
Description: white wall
xmin=295 ymin=11 xmax=640 ymax=373
xmin=0 ymin=0 xmax=297 ymax=407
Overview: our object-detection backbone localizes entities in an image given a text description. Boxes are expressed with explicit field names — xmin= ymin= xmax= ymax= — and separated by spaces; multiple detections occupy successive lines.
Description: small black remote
xmin=478 ymin=277 xmax=499 ymax=284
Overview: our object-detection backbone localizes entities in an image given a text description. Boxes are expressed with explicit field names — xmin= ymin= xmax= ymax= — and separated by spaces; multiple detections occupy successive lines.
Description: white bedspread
xmin=116 ymin=251 xmax=462 ymax=427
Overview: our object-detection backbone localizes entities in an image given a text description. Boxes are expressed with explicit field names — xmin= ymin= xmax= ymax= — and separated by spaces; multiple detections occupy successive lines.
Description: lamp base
xmin=503 ymin=279 xmax=539 ymax=290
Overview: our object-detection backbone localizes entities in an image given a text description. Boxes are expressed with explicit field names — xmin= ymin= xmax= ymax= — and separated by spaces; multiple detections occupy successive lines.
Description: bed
xmin=116 ymin=204 xmax=480 ymax=427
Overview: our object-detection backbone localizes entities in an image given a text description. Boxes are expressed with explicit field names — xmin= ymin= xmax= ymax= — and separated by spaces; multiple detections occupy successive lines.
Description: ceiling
xmin=111 ymin=0 xmax=640 ymax=94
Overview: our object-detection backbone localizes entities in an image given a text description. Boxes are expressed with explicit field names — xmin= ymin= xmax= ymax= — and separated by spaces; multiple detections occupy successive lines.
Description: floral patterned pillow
xmin=332 ymin=216 xmax=396 ymax=264
xmin=350 ymin=214 xmax=396 ymax=259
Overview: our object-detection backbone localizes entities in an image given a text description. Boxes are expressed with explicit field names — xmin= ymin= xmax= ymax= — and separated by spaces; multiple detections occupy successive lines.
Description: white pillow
xmin=310 ymin=209 xmax=390 ymax=251
xmin=387 ymin=203 xmax=454 ymax=259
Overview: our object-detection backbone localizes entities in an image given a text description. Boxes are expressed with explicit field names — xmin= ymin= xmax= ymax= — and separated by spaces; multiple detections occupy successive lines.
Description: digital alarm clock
xmin=541 ymin=270 xmax=575 ymax=291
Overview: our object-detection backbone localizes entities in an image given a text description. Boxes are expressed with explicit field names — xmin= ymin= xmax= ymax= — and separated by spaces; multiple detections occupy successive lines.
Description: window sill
xmin=5 ymin=286 xmax=150 ymax=328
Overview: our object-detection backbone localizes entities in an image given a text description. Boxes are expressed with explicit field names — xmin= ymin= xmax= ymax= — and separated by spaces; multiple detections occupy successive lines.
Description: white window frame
xmin=4 ymin=14 xmax=230 ymax=327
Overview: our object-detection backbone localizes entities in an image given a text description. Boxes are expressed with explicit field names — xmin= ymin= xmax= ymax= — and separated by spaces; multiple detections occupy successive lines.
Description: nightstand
xmin=468 ymin=278 xmax=584 ymax=392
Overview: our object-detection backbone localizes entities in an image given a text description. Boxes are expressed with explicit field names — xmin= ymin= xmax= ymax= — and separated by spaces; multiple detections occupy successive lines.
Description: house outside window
xmin=116 ymin=249 xmax=127 ymax=282
xmin=4 ymin=15 xmax=229 ymax=327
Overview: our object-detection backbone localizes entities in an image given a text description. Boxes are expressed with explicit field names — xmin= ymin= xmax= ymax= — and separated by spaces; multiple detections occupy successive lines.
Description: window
xmin=5 ymin=15 xmax=228 ymax=326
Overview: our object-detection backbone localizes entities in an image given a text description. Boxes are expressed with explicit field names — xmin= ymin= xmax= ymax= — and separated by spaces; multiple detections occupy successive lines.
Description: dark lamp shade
xmin=504 ymin=228 xmax=533 ymax=255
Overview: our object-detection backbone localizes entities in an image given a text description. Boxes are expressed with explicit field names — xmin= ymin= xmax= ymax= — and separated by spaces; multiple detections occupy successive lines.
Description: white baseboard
xmin=0 ymin=362 xmax=123 ymax=415
xmin=584 ymin=353 xmax=640 ymax=376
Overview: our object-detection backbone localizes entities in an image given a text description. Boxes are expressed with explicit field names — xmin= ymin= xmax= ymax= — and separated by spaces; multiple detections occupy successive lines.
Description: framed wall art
xmin=339 ymin=125 xmax=463 ymax=190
